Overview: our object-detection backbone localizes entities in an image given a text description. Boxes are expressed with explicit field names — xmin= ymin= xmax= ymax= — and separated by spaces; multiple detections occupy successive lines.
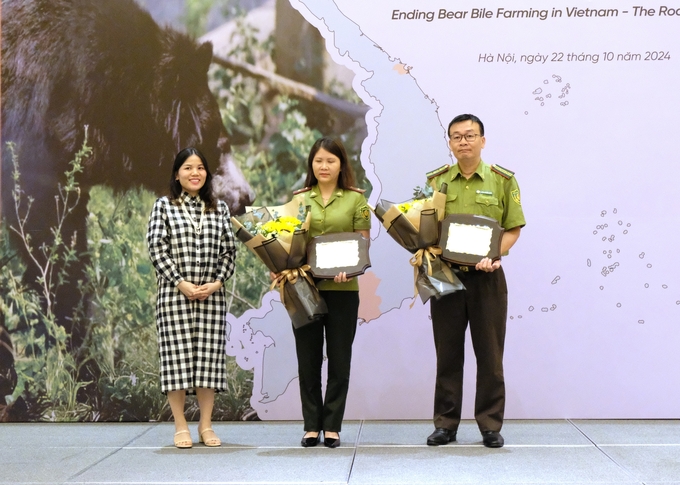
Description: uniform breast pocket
xmin=444 ymin=193 xmax=459 ymax=214
xmin=474 ymin=194 xmax=502 ymax=219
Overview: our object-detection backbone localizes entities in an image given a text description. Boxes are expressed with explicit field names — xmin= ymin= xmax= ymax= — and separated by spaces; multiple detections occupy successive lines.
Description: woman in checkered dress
xmin=147 ymin=147 xmax=236 ymax=448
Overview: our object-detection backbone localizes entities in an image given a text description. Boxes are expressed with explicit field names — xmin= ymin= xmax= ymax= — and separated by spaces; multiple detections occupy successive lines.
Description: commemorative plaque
xmin=440 ymin=214 xmax=504 ymax=265
xmin=307 ymin=232 xmax=371 ymax=278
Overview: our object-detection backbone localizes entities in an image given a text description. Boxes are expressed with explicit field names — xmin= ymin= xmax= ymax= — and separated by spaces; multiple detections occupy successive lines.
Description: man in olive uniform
xmin=425 ymin=114 xmax=525 ymax=448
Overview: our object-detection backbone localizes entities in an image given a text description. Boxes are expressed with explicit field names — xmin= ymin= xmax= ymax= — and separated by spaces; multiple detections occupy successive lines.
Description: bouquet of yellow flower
xmin=371 ymin=183 xmax=464 ymax=304
xmin=231 ymin=198 xmax=327 ymax=328
xmin=257 ymin=215 xmax=303 ymax=238
xmin=390 ymin=185 xmax=439 ymax=230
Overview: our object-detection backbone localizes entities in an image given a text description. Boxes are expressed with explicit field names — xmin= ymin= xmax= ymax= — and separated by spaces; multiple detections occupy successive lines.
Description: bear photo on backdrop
xmin=0 ymin=0 xmax=255 ymax=420
xmin=1 ymin=0 xmax=255 ymax=332
xmin=0 ymin=0 xmax=369 ymax=423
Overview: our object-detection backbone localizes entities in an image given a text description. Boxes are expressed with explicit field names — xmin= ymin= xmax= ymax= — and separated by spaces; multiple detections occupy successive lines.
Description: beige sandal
xmin=174 ymin=430 xmax=193 ymax=449
xmin=199 ymin=428 xmax=221 ymax=447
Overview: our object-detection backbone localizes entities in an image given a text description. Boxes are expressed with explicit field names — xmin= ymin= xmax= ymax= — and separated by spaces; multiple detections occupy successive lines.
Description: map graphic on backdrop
xmin=6 ymin=0 xmax=676 ymax=423
xmin=227 ymin=0 xmax=680 ymax=420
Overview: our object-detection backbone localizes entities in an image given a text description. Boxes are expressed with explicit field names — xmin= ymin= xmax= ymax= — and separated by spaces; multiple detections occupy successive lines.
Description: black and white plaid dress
xmin=147 ymin=193 xmax=236 ymax=393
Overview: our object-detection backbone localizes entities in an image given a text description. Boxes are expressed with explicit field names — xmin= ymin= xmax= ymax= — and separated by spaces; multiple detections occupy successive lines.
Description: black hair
xmin=169 ymin=147 xmax=217 ymax=211
xmin=447 ymin=114 xmax=485 ymax=137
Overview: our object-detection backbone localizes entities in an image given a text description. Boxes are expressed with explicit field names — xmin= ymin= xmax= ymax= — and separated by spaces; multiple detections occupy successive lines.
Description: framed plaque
xmin=307 ymin=232 xmax=371 ymax=278
xmin=439 ymin=214 xmax=504 ymax=265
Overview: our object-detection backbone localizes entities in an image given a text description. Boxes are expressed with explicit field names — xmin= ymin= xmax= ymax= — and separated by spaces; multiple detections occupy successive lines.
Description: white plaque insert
xmin=315 ymin=240 xmax=360 ymax=269
xmin=445 ymin=223 xmax=493 ymax=256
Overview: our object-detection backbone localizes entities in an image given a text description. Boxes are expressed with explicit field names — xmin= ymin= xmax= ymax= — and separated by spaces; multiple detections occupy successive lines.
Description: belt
xmin=454 ymin=264 xmax=476 ymax=272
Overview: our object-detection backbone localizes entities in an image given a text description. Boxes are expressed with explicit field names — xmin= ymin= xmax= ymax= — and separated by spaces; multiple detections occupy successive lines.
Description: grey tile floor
xmin=1 ymin=420 xmax=679 ymax=484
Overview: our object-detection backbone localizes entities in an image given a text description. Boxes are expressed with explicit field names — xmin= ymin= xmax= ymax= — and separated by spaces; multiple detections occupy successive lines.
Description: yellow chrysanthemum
xmin=398 ymin=202 xmax=412 ymax=213
xmin=398 ymin=198 xmax=431 ymax=214
xmin=259 ymin=215 xmax=302 ymax=238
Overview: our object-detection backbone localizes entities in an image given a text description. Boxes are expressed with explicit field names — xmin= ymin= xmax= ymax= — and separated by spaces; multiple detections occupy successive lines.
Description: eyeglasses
xmin=450 ymin=133 xmax=481 ymax=143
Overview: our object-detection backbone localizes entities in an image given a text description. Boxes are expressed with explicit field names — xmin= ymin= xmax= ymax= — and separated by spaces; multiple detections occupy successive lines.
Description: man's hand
xmin=475 ymin=257 xmax=501 ymax=272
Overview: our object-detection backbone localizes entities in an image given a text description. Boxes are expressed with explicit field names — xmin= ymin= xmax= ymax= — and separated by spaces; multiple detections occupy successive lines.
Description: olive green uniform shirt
xmin=294 ymin=185 xmax=371 ymax=291
xmin=428 ymin=160 xmax=526 ymax=232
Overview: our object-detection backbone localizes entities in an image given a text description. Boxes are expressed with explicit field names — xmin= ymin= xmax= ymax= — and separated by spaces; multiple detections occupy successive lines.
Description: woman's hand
xmin=193 ymin=281 xmax=223 ymax=300
xmin=177 ymin=280 xmax=199 ymax=300
xmin=333 ymin=271 xmax=353 ymax=283
xmin=177 ymin=280 xmax=222 ymax=300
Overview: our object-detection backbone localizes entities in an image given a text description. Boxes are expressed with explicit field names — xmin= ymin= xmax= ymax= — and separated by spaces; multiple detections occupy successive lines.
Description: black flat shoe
xmin=301 ymin=433 xmax=320 ymax=447
xmin=426 ymin=428 xmax=457 ymax=446
xmin=482 ymin=430 xmax=504 ymax=448
xmin=324 ymin=435 xmax=341 ymax=448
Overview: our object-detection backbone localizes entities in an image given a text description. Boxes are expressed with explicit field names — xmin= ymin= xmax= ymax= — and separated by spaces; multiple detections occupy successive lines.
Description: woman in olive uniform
xmin=292 ymin=137 xmax=371 ymax=448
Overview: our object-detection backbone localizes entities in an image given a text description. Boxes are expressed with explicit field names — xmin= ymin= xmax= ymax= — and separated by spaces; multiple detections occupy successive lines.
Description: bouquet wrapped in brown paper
xmin=231 ymin=198 xmax=327 ymax=328
xmin=371 ymin=183 xmax=464 ymax=304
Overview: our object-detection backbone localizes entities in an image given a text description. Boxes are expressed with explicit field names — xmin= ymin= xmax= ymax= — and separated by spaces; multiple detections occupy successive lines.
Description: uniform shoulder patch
xmin=511 ymin=189 xmax=521 ymax=206
xmin=293 ymin=187 xmax=312 ymax=195
xmin=426 ymin=164 xmax=450 ymax=180
xmin=359 ymin=205 xmax=370 ymax=221
xmin=491 ymin=164 xmax=515 ymax=179
xmin=347 ymin=186 xmax=366 ymax=194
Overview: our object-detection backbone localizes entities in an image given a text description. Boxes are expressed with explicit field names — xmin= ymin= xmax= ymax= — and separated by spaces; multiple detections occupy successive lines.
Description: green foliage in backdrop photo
xmin=0 ymin=6 xmax=366 ymax=422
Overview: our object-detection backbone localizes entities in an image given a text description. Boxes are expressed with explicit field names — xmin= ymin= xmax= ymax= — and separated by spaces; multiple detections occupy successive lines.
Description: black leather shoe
xmin=324 ymin=435 xmax=341 ymax=448
xmin=300 ymin=433 xmax=320 ymax=447
xmin=482 ymin=431 xmax=504 ymax=448
xmin=426 ymin=428 xmax=457 ymax=446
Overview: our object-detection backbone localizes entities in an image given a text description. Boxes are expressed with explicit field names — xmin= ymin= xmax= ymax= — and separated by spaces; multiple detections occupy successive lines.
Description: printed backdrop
xmin=1 ymin=0 xmax=679 ymax=422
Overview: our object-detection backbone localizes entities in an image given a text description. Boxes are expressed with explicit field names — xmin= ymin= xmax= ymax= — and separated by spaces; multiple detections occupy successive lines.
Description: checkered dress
xmin=147 ymin=193 xmax=236 ymax=393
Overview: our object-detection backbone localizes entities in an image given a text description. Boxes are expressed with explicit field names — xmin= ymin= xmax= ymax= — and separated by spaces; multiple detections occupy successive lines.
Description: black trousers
xmin=430 ymin=267 xmax=508 ymax=433
xmin=293 ymin=290 xmax=359 ymax=432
